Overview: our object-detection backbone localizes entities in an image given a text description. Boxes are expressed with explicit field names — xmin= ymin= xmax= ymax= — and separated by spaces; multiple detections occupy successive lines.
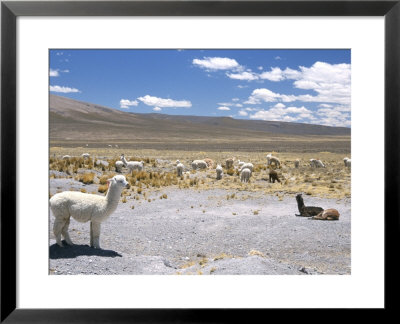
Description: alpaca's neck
xmin=121 ymin=156 xmax=128 ymax=166
xmin=296 ymin=197 xmax=304 ymax=211
xmin=105 ymin=185 xmax=123 ymax=213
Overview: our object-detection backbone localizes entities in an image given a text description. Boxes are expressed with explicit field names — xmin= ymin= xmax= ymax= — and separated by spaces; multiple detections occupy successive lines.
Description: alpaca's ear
xmin=107 ymin=178 xmax=115 ymax=187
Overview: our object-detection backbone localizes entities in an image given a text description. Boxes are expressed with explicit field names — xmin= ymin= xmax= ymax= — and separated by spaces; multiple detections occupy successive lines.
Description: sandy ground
xmin=49 ymin=176 xmax=351 ymax=275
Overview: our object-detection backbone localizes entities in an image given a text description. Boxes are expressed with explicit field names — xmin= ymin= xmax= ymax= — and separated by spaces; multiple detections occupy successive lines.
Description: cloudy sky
xmin=50 ymin=49 xmax=351 ymax=127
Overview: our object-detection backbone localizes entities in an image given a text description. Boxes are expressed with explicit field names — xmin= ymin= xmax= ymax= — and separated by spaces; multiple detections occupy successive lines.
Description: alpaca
xmin=50 ymin=175 xmax=129 ymax=248
xmin=225 ymin=158 xmax=234 ymax=169
xmin=121 ymin=154 xmax=144 ymax=172
xmin=176 ymin=163 xmax=184 ymax=177
xmin=294 ymin=159 xmax=300 ymax=168
xmin=216 ymin=164 xmax=223 ymax=180
xmin=295 ymin=193 xmax=323 ymax=217
xmin=240 ymin=168 xmax=251 ymax=183
xmin=312 ymin=208 xmax=340 ymax=220
xmin=269 ymin=170 xmax=281 ymax=183
xmin=204 ymin=158 xmax=214 ymax=169
xmin=266 ymin=154 xmax=280 ymax=167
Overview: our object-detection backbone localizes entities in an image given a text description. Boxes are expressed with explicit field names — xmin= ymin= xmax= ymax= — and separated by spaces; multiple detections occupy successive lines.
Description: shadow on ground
xmin=49 ymin=242 xmax=122 ymax=259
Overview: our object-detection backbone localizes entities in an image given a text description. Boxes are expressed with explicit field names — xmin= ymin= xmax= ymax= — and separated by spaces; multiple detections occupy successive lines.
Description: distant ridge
xmin=49 ymin=95 xmax=350 ymax=152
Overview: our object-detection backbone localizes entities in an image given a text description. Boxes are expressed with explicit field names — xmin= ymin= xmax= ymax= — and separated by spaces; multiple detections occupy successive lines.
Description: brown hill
xmin=49 ymin=95 xmax=350 ymax=152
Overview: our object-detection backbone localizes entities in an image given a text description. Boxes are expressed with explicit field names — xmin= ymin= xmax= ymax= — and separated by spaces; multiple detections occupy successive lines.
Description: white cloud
xmin=260 ymin=67 xmax=285 ymax=82
xmin=49 ymin=69 xmax=59 ymax=77
xmin=137 ymin=95 xmax=192 ymax=108
xmin=153 ymin=107 xmax=162 ymax=111
xmin=238 ymin=110 xmax=248 ymax=116
xmin=217 ymin=106 xmax=231 ymax=111
xmin=249 ymin=104 xmax=315 ymax=123
xmin=292 ymin=62 xmax=351 ymax=104
xmin=257 ymin=66 xmax=263 ymax=70
xmin=192 ymin=57 xmax=239 ymax=70
xmin=50 ymin=68 xmax=70 ymax=77
xmin=232 ymin=98 xmax=240 ymax=102
xmin=319 ymin=103 xmax=333 ymax=108
xmin=244 ymin=88 xmax=282 ymax=104
xmin=226 ymin=71 xmax=259 ymax=81
xmin=237 ymin=85 xmax=249 ymax=89
xmin=120 ymin=99 xmax=139 ymax=109
xmin=49 ymin=85 xmax=80 ymax=93
xmin=275 ymin=56 xmax=281 ymax=60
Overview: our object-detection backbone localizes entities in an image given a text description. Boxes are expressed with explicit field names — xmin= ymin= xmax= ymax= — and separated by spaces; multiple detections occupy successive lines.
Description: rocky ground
xmin=49 ymin=176 xmax=351 ymax=275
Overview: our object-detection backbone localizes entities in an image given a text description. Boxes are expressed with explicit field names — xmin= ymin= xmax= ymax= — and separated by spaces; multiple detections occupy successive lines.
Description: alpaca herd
xmin=50 ymin=152 xmax=347 ymax=249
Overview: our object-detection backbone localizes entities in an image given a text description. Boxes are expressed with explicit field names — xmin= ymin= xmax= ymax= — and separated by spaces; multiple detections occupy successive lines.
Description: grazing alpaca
xmin=294 ymin=159 xmax=300 ymax=168
xmin=216 ymin=164 xmax=223 ymax=180
xmin=312 ymin=208 xmax=340 ymax=220
xmin=176 ymin=162 xmax=184 ymax=177
xmin=225 ymin=158 xmax=234 ymax=169
xmin=204 ymin=158 xmax=214 ymax=168
xmin=269 ymin=170 xmax=281 ymax=183
xmin=240 ymin=168 xmax=251 ymax=183
xmin=295 ymin=194 xmax=323 ymax=217
xmin=266 ymin=154 xmax=280 ymax=167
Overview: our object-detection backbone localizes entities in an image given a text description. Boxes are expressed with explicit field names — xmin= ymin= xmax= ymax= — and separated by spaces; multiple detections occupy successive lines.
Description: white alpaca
xmin=225 ymin=158 xmax=234 ymax=169
xmin=313 ymin=159 xmax=325 ymax=168
xmin=237 ymin=160 xmax=245 ymax=169
xmin=62 ymin=155 xmax=71 ymax=160
xmin=216 ymin=164 xmax=223 ymax=180
xmin=191 ymin=160 xmax=207 ymax=170
xmin=176 ymin=163 xmax=184 ymax=177
xmin=345 ymin=158 xmax=351 ymax=168
xmin=310 ymin=159 xmax=317 ymax=167
xmin=81 ymin=153 xmax=90 ymax=159
xmin=49 ymin=175 xmax=128 ymax=248
xmin=240 ymin=162 xmax=254 ymax=172
xmin=240 ymin=168 xmax=251 ymax=183
xmin=115 ymin=160 xmax=124 ymax=172
xmin=294 ymin=159 xmax=300 ymax=168
xmin=121 ymin=154 xmax=144 ymax=172
xmin=266 ymin=154 xmax=280 ymax=167
xmin=343 ymin=157 xmax=350 ymax=167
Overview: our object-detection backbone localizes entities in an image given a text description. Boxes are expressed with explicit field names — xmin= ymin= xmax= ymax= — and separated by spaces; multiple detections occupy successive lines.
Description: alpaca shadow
xmin=49 ymin=242 xmax=122 ymax=259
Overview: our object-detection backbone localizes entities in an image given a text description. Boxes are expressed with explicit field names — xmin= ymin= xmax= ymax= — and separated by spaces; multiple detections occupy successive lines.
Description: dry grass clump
xmin=213 ymin=253 xmax=233 ymax=261
xmin=77 ymin=172 xmax=95 ymax=184
xmin=98 ymin=184 xmax=108 ymax=193
xmin=248 ymin=250 xmax=265 ymax=257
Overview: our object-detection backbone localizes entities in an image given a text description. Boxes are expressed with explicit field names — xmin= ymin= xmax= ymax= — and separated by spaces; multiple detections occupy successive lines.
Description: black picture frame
xmin=1 ymin=0 xmax=399 ymax=322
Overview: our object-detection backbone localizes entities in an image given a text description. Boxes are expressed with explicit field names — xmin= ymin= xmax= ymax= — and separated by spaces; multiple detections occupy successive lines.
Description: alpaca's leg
xmin=90 ymin=221 xmax=101 ymax=249
xmin=61 ymin=217 xmax=73 ymax=245
xmin=53 ymin=218 xmax=66 ymax=247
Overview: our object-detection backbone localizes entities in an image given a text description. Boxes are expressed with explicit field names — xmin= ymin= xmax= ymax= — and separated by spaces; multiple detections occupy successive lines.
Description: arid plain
xmin=49 ymin=95 xmax=351 ymax=275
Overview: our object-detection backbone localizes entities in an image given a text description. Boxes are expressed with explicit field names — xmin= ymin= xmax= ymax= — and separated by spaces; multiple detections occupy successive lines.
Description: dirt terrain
xmin=49 ymin=153 xmax=351 ymax=275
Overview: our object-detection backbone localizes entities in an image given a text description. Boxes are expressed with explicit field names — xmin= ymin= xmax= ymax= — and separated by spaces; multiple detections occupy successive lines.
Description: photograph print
xmin=49 ymin=49 xmax=351 ymax=275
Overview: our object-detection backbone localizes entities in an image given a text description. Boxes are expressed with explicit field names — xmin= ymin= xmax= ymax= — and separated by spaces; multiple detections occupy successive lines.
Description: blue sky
xmin=50 ymin=49 xmax=351 ymax=127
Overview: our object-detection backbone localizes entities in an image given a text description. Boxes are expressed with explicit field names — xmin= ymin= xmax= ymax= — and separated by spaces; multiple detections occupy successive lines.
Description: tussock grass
xmin=77 ymin=172 xmax=95 ymax=184
xmin=50 ymin=149 xmax=351 ymax=199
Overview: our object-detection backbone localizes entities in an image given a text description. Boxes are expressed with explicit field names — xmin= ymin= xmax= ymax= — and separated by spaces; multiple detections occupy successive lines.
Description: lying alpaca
xmin=312 ymin=208 xmax=340 ymax=220
xmin=269 ymin=170 xmax=281 ymax=183
xmin=295 ymin=193 xmax=323 ymax=217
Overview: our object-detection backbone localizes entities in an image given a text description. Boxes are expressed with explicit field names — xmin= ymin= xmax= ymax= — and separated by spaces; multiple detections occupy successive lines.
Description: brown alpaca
xmin=312 ymin=208 xmax=340 ymax=220
xmin=269 ymin=170 xmax=281 ymax=183
xmin=295 ymin=194 xmax=323 ymax=217
xmin=225 ymin=158 xmax=234 ymax=169
xmin=203 ymin=158 xmax=214 ymax=168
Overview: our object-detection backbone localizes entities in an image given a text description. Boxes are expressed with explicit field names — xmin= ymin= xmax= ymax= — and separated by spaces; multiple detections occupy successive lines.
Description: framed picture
xmin=1 ymin=0 xmax=398 ymax=321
